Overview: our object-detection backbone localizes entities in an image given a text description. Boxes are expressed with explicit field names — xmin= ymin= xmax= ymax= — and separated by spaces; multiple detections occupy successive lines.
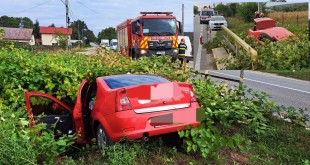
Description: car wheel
xmin=96 ymin=124 xmax=113 ymax=151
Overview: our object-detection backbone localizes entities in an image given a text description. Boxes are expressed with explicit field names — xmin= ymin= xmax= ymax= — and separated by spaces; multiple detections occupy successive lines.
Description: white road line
xmin=195 ymin=44 xmax=202 ymax=71
xmin=210 ymin=71 xmax=310 ymax=94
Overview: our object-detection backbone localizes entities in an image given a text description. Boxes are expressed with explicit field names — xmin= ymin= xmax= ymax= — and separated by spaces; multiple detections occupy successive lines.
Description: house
xmin=40 ymin=27 xmax=72 ymax=45
xmin=0 ymin=27 xmax=35 ymax=45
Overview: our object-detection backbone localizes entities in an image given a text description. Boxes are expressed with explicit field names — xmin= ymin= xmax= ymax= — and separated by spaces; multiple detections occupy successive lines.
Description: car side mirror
xmin=178 ymin=21 xmax=183 ymax=34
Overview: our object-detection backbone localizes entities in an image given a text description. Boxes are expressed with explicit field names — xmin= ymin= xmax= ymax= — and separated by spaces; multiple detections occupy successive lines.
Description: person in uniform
xmin=178 ymin=38 xmax=187 ymax=66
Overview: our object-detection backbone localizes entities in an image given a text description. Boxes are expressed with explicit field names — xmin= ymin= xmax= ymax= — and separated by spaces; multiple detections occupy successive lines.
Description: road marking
xmin=210 ymin=71 xmax=310 ymax=94
xmin=195 ymin=25 xmax=203 ymax=71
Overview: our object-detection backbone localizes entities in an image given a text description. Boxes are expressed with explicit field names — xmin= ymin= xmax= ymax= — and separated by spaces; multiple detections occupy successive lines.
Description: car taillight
xmin=189 ymin=85 xmax=197 ymax=102
xmin=119 ymin=91 xmax=132 ymax=111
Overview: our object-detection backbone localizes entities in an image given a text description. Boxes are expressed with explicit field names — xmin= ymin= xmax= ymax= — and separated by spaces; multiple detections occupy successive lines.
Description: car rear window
xmin=103 ymin=75 xmax=170 ymax=89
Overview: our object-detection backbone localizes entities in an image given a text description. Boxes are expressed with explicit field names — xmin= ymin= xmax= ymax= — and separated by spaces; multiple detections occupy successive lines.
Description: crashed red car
xmin=247 ymin=18 xmax=294 ymax=43
xmin=25 ymin=74 xmax=200 ymax=149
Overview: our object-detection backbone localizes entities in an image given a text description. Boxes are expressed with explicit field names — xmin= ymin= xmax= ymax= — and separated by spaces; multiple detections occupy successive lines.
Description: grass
xmin=244 ymin=118 xmax=310 ymax=164
xmin=261 ymin=69 xmax=310 ymax=81
xmin=55 ymin=118 xmax=310 ymax=164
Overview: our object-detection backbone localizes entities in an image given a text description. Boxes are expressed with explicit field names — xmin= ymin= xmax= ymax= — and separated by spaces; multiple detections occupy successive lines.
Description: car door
xmin=73 ymin=79 xmax=90 ymax=143
xmin=25 ymin=92 xmax=73 ymax=137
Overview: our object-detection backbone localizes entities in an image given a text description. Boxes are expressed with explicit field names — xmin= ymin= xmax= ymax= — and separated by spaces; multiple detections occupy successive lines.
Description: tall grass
xmin=268 ymin=11 xmax=308 ymax=29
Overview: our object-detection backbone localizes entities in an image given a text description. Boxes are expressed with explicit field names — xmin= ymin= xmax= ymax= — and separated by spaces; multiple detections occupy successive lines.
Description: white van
xmin=110 ymin=39 xmax=118 ymax=50
xmin=177 ymin=36 xmax=192 ymax=57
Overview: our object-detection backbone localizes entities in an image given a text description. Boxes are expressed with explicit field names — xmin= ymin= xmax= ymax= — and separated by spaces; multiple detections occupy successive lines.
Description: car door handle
xmin=54 ymin=117 xmax=65 ymax=123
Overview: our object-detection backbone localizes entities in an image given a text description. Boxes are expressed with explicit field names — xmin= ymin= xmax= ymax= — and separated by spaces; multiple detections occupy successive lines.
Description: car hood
xmin=260 ymin=27 xmax=293 ymax=41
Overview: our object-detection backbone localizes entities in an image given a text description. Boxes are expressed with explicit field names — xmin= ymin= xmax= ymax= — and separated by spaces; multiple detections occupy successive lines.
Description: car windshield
xmin=201 ymin=11 xmax=213 ymax=16
xmin=211 ymin=16 xmax=225 ymax=21
xmin=142 ymin=18 xmax=177 ymax=36
xmin=104 ymin=75 xmax=170 ymax=89
xmin=113 ymin=42 xmax=118 ymax=46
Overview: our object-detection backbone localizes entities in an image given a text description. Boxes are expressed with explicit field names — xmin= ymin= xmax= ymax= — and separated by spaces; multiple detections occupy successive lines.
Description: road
xmin=193 ymin=15 xmax=217 ymax=70
xmin=199 ymin=70 xmax=310 ymax=125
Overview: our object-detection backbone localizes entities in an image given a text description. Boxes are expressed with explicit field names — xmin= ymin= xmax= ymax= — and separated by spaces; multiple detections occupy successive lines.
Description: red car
xmin=25 ymin=74 xmax=200 ymax=149
xmin=247 ymin=18 xmax=294 ymax=43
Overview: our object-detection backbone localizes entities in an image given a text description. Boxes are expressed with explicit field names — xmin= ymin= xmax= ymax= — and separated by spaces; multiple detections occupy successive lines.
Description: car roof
xmin=259 ymin=27 xmax=293 ymax=41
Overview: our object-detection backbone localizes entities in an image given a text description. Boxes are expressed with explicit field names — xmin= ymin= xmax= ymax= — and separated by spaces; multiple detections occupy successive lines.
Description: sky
xmin=0 ymin=0 xmax=197 ymax=35
xmin=1 ymin=0 xmax=309 ymax=36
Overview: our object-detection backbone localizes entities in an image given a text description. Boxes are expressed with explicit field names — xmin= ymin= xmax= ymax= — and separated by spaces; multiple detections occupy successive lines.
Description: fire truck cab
xmin=117 ymin=12 xmax=182 ymax=60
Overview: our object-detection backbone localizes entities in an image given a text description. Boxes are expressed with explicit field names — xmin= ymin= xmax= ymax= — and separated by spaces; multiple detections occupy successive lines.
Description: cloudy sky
xmin=1 ymin=0 xmax=197 ymax=35
xmin=1 ymin=0 xmax=309 ymax=36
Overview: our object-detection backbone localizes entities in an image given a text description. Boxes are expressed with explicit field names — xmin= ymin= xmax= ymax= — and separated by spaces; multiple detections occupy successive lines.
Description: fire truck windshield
xmin=142 ymin=18 xmax=176 ymax=36
xmin=201 ymin=11 xmax=213 ymax=16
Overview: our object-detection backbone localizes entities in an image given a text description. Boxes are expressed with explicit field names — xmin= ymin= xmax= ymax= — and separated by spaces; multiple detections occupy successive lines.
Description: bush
xmin=0 ymin=45 xmax=189 ymax=163
xmin=178 ymin=78 xmax=308 ymax=158
xmin=0 ymin=100 xmax=74 ymax=164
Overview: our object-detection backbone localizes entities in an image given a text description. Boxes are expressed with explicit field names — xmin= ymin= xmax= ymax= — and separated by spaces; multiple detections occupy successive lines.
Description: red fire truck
xmin=116 ymin=12 xmax=182 ymax=59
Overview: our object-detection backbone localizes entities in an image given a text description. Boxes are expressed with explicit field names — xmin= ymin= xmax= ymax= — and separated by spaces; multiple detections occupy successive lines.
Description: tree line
xmin=0 ymin=15 xmax=116 ymax=45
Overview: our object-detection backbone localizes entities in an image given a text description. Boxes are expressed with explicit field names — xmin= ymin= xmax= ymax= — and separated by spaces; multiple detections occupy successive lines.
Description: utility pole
xmin=66 ymin=0 xmax=69 ymax=50
xmin=258 ymin=2 xmax=262 ymax=14
xmin=182 ymin=4 xmax=184 ymax=35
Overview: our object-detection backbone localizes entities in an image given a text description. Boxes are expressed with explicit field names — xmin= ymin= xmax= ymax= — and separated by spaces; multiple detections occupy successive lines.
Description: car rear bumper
xmin=104 ymin=102 xmax=201 ymax=142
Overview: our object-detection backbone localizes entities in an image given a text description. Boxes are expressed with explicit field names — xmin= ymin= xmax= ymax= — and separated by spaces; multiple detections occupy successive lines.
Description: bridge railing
xmin=221 ymin=25 xmax=258 ymax=70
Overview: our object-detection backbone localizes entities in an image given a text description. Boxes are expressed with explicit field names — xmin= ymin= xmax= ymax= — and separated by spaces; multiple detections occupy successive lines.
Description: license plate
xmin=156 ymin=51 xmax=165 ymax=55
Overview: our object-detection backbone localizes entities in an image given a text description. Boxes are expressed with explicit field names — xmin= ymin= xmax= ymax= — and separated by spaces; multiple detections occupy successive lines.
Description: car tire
xmin=96 ymin=124 xmax=113 ymax=151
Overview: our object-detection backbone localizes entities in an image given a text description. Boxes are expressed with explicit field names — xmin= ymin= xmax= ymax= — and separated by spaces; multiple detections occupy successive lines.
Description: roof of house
xmin=40 ymin=27 xmax=72 ymax=35
xmin=0 ymin=27 xmax=33 ymax=40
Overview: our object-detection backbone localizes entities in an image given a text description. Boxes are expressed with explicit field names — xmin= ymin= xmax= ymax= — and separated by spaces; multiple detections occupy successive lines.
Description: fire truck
xmin=116 ymin=12 xmax=182 ymax=59
xmin=200 ymin=8 xmax=214 ymax=24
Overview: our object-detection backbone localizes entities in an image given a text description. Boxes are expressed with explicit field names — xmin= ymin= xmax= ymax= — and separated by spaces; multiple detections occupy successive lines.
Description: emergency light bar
xmin=140 ymin=12 xmax=173 ymax=16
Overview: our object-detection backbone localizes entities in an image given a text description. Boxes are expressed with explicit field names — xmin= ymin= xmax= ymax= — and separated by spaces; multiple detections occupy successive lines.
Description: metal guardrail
xmin=191 ymin=69 xmax=245 ymax=87
xmin=221 ymin=25 xmax=258 ymax=70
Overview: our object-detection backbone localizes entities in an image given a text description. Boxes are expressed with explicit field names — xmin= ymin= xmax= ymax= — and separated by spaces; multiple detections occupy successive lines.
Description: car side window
xmin=87 ymin=83 xmax=97 ymax=111
xmin=259 ymin=33 xmax=272 ymax=42
xmin=30 ymin=96 xmax=70 ymax=116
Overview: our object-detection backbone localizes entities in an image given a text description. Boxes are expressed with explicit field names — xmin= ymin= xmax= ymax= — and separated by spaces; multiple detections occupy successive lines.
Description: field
xmin=269 ymin=11 xmax=308 ymax=28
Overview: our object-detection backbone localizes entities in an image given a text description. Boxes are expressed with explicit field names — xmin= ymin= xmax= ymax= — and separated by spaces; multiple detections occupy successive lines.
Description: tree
xmin=215 ymin=4 xmax=232 ymax=17
xmin=69 ymin=19 xmax=96 ymax=45
xmin=49 ymin=23 xmax=55 ymax=27
xmin=0 ymin=16 xmax=33 ymax=28
xmin=97 ymin=27 xmax=116 ymax=43
xmin=193 ymin=6 xmax=199 ymax=15
xmin=228 ymin=3 xmax=238 ymax=17
xmin=33 ymin=20 xmax=40 ymax=39
xmin=236 ymin=2 xmax=266 ymax=22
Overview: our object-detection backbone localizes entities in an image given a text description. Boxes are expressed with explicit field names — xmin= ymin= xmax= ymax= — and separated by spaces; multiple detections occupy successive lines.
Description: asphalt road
xmin=193 ymin=15 xmax=216 ymax=70
xmin=199 ymin=70 xmax=310 ymax=124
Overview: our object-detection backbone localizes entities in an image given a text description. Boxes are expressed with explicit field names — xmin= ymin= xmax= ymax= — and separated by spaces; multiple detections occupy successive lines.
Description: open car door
xmin=73 ymin=79 xmax=90 ymax=144
xmin=25 ymin=92 xmax=73 ymax=137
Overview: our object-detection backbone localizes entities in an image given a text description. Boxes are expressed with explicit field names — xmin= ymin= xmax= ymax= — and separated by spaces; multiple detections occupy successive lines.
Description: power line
xmin=13 ymin=0 xmax=53 ymax=16
xmin=77 ymin=1 xmax=113 ymax=20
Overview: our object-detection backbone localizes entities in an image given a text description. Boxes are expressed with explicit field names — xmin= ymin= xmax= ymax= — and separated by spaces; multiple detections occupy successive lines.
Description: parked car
xmin=247 ymin=18 xmax=294 ymax=43
xmin=25 ymin=74 xmax=200 ymax=150
xmin=177 ymin=36 xmax=192 ymax=58
xmin=209 ymin=16 xmax=227 ymax=30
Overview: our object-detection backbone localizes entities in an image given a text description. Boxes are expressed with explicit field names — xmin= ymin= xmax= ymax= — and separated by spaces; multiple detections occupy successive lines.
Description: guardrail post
xmin=182 ymin=57 xmax=186 ymax=73
xmin=204 ymin=70 xmax=209 ymax=79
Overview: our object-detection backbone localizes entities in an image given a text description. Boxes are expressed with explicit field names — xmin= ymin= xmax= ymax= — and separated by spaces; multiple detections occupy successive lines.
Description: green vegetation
xmin=203 ymin=30 xmax=224 ymax=53
xmin=97 ymin=27 xmax=117 ymax=43
xmin=0 ymin=42 xmax=309 ymax=164
xmin=193 ymin=6 xmax=199 ymax=15
xmin=261 ymin=69 xmax=310 ymax=81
